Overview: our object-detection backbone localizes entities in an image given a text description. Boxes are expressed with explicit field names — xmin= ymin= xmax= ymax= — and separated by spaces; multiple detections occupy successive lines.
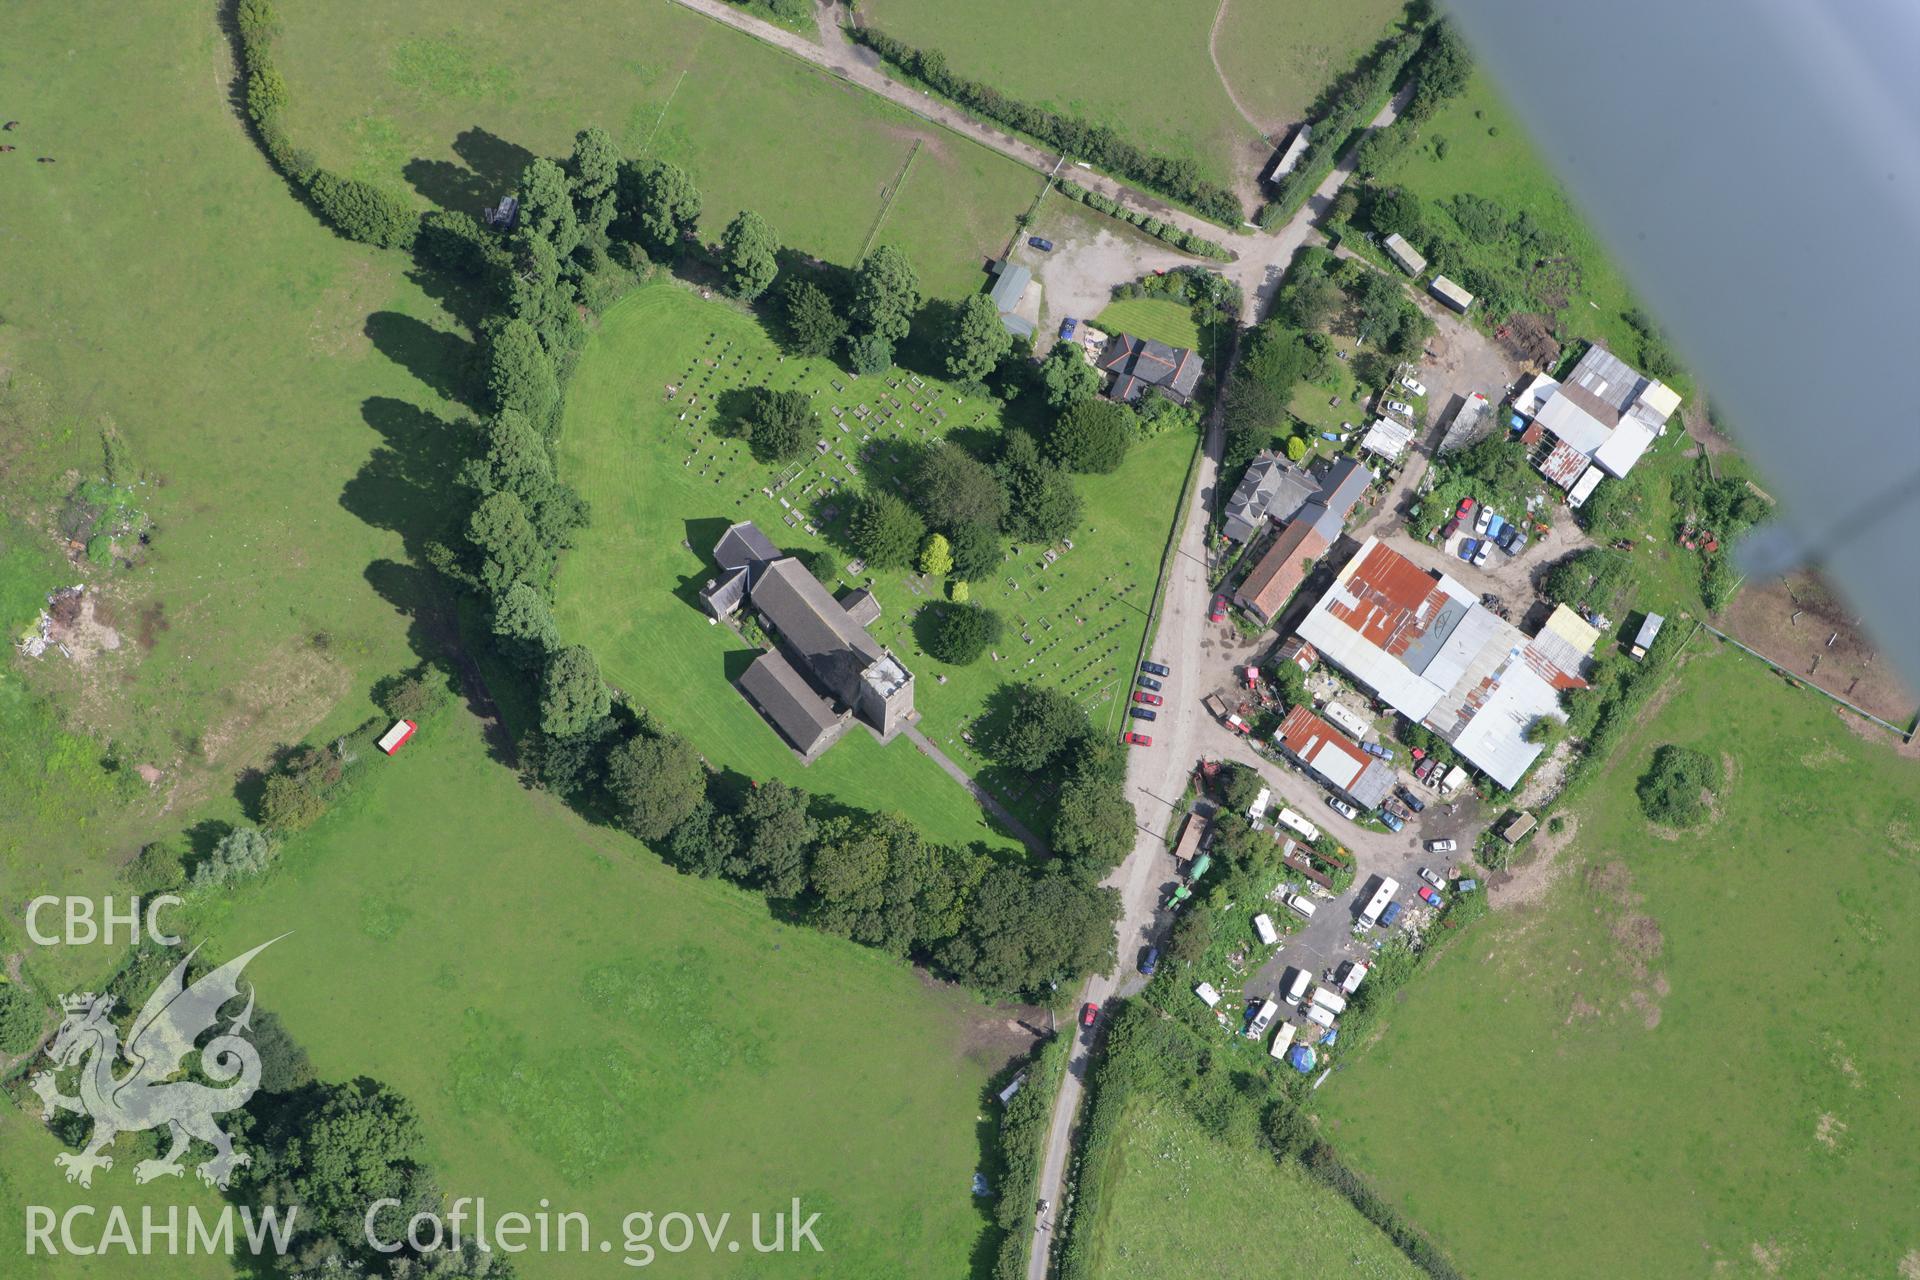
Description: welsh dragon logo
xmin=29 ymin=936 xmax=284 ymax=1190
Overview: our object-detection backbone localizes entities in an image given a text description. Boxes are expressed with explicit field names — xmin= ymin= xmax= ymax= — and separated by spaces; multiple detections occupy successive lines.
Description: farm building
xmin=1360 ymin=416 xmax=1417 ymax=464
xmin=1223 ymin=452 xmax=1317 ymax=543
xmin=701 ymin=520 xmax=915 ymax=759
xmin=1097 ymin=334 xmax=1204 ymax=405
xmin=1631 ymin=611 xmax=1666 ymax=658
xmin=1273 ymin=705 xmax=1395 ymax=809
xmin=987 ymin=259 xmax=1035 ymax=337
xmin=1275 ymin=635 xmax=1318 ymax=673
xmin=1428 ymin=275 xmax=1475 ymax=313
xmin=1265 ymin=124 xmax=1312 ymax=184
xmin=1293 ymin=537 xmax=1598 ymax=788
xmin=1234 ymin=458 xmax=1373 ymax=623
xmin=1514 ymin=343 xmax=1681 ymax=479
xmin=1383 ymin=233 xmax=1428 ymax=276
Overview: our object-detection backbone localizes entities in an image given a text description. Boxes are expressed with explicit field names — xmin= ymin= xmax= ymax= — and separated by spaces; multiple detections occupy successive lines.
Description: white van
xmin=1247 ymin=787 xmax=1273 ymax=823
xmin=1358 ymin=876 xmax=1401 ymax=927
xmin=1195 ymin=982 xmax=1223 ymax=1008
xmin=1252 ymin=912 xmax=1280 ymax=945
xmin=1304 ymin=1003 xmax=1336 ymax=1029
xmin=1247 ymin=998 xmax=1280 ymax=1039
xmin=1281 ymin=967 xmax=1312 ymax=1003
xmin=1311 ymin=985 xmax=1348 ymax=1015
xmin=1268 ymin=1022 xmax=1298 ymax=1059
xmin=1283 ymin=892 xmax=1317 ymax=920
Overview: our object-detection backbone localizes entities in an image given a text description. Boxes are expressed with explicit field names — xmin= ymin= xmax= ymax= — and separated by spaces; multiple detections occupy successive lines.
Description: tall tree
xmin=782 ymin=278 xmax=846 ymax=358
xmin=540 ymin=645 xmax=610 ymax=737
xmin=850 ymin=490 xmax=926 ymax=569
xmin=947 ymin=520 xmax=1003 ymax=581
xmin=1037 ymin=340 xmax=1101 ymax=409
xmin=918 ymin=532 xmax=954 ymax=579
xmin=271 ymin=1079 xmax=435 ymax=1267
xmin=851 ymin=244 xmax=921 ymax=342
xmin=922 ymin=601 xmax=1000 ymax=665
xmin=843 ymin=330 xmax=894 ymax=375
xmin=943 ymin=293 xmax=1012 ymax=382
xmin=605 ymin=731 xmax=706 ymax=840
xmin=466 ymin=490 xmax=547 ymax=593
xmin=514 ymin=157 xmax=582 ymax=261
xmin=738 ymin=386 xmax=818 ymax=462
xmin=1046 ymin=399 xmax=1134 ymax=474
xmin=618 ymin=158 xmax=702 ymax=256
xmin=936 ymin=868 xmax=1117 ymax=996
xmin=729 ymin=779 xmax=815 ymax=899
xmin=719 ymin=209 xmax=779 ymax=300
xmin=485 ymin=319 xmax=561 ymax=426
xmin=915 ymin=441 xmax=1007 ymax=531
xmin=997 ymin=432 xmax=1082 ymax=543
xmin=490 ymin=580 xmax=559 ymax=668
xmin=566 ymin=126 xmax=621 ymax=242
xmin=992 ymin=683 xmax=1089 ymax=771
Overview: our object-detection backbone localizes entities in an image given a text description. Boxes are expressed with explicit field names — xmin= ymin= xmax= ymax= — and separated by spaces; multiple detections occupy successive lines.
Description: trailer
xmin=1320 ymin=701 xmax=1370 ymax=741
xmin=377 ymin=719 xmax=418 ymax=755
xmin=1195 ymin=982 xmax=1223 ymax=1008
xmin=1338 ymin=960 xmax=1371 ymax=994
xmin=1247 ymin=998 xmax=1281 ymax=1039
xmin=1268 ymin=1022 xmax=1298 ymax=1059
xmin=1275 ymin=807 xmax=1322 ymax=842
xmin=1358 ymin=876 xmax=1400 ymax=927
xmin=1310 ymin=985 xmax=1348 ymax=1016
xmin=1252 ymin=912 xmax=1280 ymax=945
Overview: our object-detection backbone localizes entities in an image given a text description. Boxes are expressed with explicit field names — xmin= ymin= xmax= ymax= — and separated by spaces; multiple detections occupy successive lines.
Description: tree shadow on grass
xmin=402 ymin=126 xmax=537 ymax=217
xmin=363 ymin=558 xmax=518 ymax=770
xmin=365 ymin=311 xmax=481 ymax=411
xmin=341 ymin=397 xmax=474 ymax=563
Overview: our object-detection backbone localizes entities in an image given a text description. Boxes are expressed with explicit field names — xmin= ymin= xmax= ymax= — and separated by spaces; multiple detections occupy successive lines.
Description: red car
xmin=1081 ymin=1002 xmax=1100 ymax=1027
xmin=1123 ymin=732 xmax=1153 ymax=747
xmin=1456 ymin=497 xmax=1476 ymax=519
xmin=1209 ymin=594 xmax=1230 ymax=622
xmin=1133 ymin=690 xmax=1163 ymax=706
xmin=1418 ymin=885 xmax=1442 ymax=906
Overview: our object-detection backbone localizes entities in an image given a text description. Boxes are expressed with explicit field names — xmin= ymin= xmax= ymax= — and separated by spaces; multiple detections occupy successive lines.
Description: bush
xmin=922 ymin=601 xmax=1001 ymax=665
xmin=1636 ymin=743 xmax=1720 ymax=827
xmin=192 ymin=827 xmax=279 ymax=888
xmin=260 ymin=772 xmax=329 ymax=831
xmin=373 ymin=666 xmax=448 ymax=722
xmin=306 ymin=172 xmax=417 ymax=249
xmin=0 ymin=983 xmax=44 ymax=1053
xmin=125 ymin=838 xmax=187 ymax=894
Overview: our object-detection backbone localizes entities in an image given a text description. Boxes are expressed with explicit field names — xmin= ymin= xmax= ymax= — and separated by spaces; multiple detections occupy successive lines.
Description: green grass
xmin=553 ymin=281 xmax=1191 ymax=840
xmin=1077 ymin=1093 xmax=1422 ymax=1279
xmin=275 ymin=0 xmax=1043 ymax=299
xmin=860 ymin=0 xmax=1403 ymax=192
xmin=1365 ymin=69 xmax=1651 ymax=360
xmin=155 ymin=703 xmax=1016 ymax=1278
xmin=1316 ymin=639 xmax=1920 ymax=1279
xmin=1092 ymin=298 xmax=1202 ymax=351
xmin=0 ymin=1 xmax=466 ymax=918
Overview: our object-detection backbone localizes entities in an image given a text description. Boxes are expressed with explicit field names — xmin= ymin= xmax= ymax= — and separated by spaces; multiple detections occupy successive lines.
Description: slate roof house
xmin=1222 ymin=452 xmax=1317 ymax=543
xmin=988 ymin=260 xmax=1035 ymax=338
xmin=700 ymin=521 xmax=914 ymax=760
xmin=1097 ymin=334 xmax=1204 ymax=405
xmin=1233 ymin=457 xmax=1374 ymax=624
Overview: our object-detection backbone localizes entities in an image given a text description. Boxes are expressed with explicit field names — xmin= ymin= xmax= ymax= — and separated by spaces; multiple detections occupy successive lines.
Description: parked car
xmin=1136 ymin=674 xmax=1163 ymax=691
xmin=1283 ymin=892 xmax=1317 ymax=919
xmin=1132 ymin=690 xmax=1163 ymax=706
xmin=1080 ymin=1001 xmax=1099 ymax=1026
xmin=1400 ymin=375 xmax=1428 ymax=397
xmin=1425 ymin=838 xmax=1457 ymax=854
xmin=1456 ymin=497 xmax=1476 ymax=520
xmin=1129 ymin=707 xmax=1158 ymax=722
xmin=1474 ymin=506 xmax=1494 ymax=535
xmin=1497 ymin=524 xmax=1527 ymax=554
xmin=1123 ymin=732 xmax=1153 ymax=746
xmin=1380 ymin=810 xmax=1405 ymax=832
xmin=1141 ymin=660 xmax=1171 ymax=677
xmin=1414 ymin=756 xmax=1440 ymax=783
xmin=1418 ymin=884 xmax=1443 ymax=906
xmin=1419 ymin=866 xmax=1447 ymax=890
xmin=1138 ymin=946 xmax=1160 ymax=976
xmin=1327 ymin=797 xmax=1359 ymax=820
xmin=1396 ymin=786 xmax=1426 ymax=812
xmin=1386 ymin=399 xmax=1416 ymax=418
xmin=1029 ymin=236 xmax=1054 ymax=251
xmin=1361 ymin=741 xmax=1395 ymax=760
xmin=1473 ymin=540 xmax=1493 ymax=567
xmin=1210 ymin=593 xmax=1230 ymax=622
xmin=1059 ymin=316 xmax=1077 ymax=340
xmin=1440 ymin=516 xmax=1461 ymax=540
xmin=1457 ymin=537 xmax=1480 ymax=561
xmin=1486 ymin=513 xmax=1508 ymax=541
xmin=1379 ymin=900 xmax=1404 ymax=927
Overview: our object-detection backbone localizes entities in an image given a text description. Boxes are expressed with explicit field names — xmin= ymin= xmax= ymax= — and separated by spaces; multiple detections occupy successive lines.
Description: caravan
xmin=1268 ymin=1022 xmax=1298 ymax=1059
xmin=1247 ymin=999 xmax=1281 ymax=1039
xmin=1252 ymin=913 xmax=1280 ymax=945
xmin=1280 ymin=967 xmax=1312 ymax=1004
xmin=1310 ymin=986 xmax=1348 ymax=1016
xmin=1276 ymin=807 xmax=1322 ymax=842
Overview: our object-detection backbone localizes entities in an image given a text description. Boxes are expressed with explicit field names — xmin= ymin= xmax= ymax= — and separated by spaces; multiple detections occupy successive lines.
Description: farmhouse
xmin=1222 ymin=451 xmax=1317 ymax=543
xmin=1293 ymin=537 xmax=1597 ymax=788
xmin=1428 ymin=275 xmax=1474 ymax=313
xmin=1265 ymin=123 xmax=1312 ymax=184
xmin=1097 ymin=333 xmax=1204 ymax=405
xmin=1383 ymin=233 xmax=1427 ymax=276
xmin=988 ymin=259 xmax=1035 ymax=338
xmin=1517 ymin=342 xmax=1681 ymax=479
xmin=700 ymin=520 xmax=915 ymax=760
xmin=1234 ymin=457 xmax=1374 ymax=624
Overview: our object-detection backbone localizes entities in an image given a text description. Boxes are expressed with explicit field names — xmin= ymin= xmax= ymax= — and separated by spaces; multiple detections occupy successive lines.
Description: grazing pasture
xmin=1317 ymin=640 xmax=1920 ymax=1279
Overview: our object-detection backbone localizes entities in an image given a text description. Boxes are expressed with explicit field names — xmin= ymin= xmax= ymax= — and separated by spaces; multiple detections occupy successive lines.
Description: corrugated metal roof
xmin=1429 ymin=275 xmax=1475 ymax=311
xmin=1361 ymin=417 xmax=1416 ymax=461
xmin=1538 ymin=438 xmax=1594 ymax=489
xmin=1384 ymin=233 xmax=1428 ymax=276
xmin=1593 ymin=417 xmax=1658 ymax=476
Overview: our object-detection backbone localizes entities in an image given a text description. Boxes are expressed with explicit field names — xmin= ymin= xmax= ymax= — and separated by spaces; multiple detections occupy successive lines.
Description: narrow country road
xmin=1023 ymin=91 xmax=1412 ymax=1280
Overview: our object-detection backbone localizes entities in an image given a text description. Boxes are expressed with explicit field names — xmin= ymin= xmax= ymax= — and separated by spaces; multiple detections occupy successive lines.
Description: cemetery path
xmin=904 ymin=724 xmax=1051 ymax=857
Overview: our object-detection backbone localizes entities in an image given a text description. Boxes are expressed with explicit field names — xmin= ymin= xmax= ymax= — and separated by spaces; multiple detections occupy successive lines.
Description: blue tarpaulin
xmin=1288 ymin=1045 xmax=1317 ymax=1073
xmin=1510 ymin=413 xmax=1526 ymax=429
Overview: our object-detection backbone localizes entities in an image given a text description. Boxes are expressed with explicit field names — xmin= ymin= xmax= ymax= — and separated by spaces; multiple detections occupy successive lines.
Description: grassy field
xmin=553 ymin=281 xmax=1192 ymax=838
xmin=0 ymin=3 xmax=465 ymax=923
xmin=860 ymin=0 xmax=1403 ymax=193
xmin=273 ymin=0 xmax=1042 ymax=299
xmin=1092 ymin=298 xmax=1202 ymax=350
xmin=1317 ymin=639 xmax=1920 ymax=1279
xmin=1365 ymin=69 xmax=1649 ymax=359
xmin=1076 ymin=1093 xmax=1422 ymax=1279
xmin=153 ymin=702 xmax=1019 ymax=1278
